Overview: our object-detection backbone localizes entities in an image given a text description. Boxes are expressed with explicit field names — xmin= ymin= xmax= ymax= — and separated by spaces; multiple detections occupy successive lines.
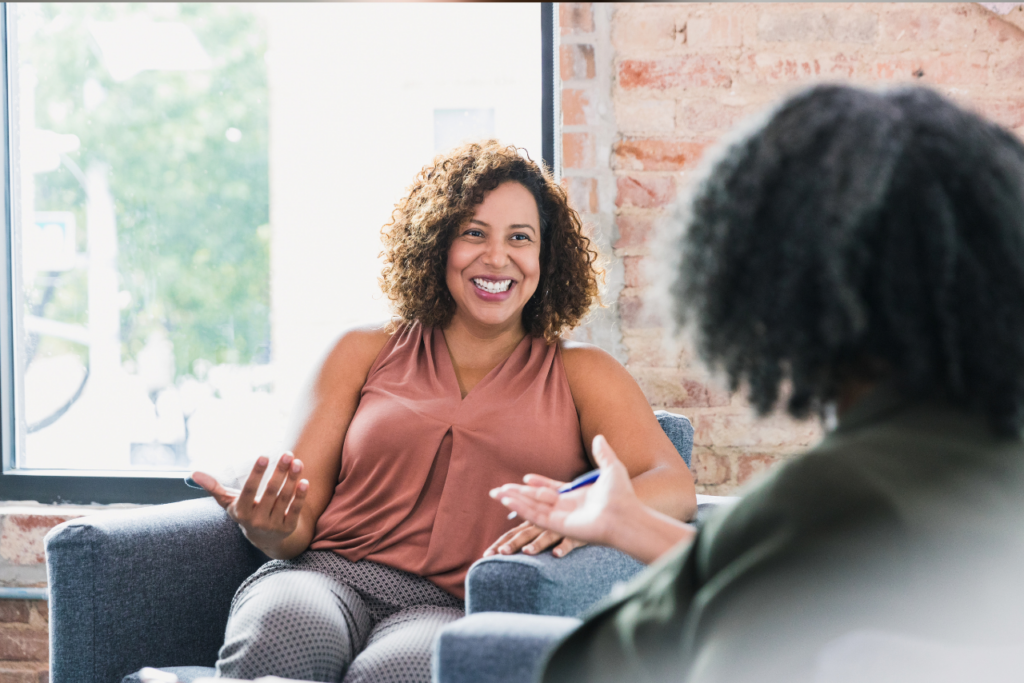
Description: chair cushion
xmin=466 ymin=545 xmax=643 ymax=617
xmin=655 ymin=410 xmax=693 ymax=466
xmin=433 ymin=612 xmax=580 ymax=683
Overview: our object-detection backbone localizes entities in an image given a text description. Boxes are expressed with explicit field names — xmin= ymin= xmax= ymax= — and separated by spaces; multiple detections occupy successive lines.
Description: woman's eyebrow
xmin=469 ymin=219 xmax=537 ymax=233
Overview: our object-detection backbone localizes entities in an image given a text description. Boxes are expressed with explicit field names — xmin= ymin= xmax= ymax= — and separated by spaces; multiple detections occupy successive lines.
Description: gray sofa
xmin=45 ymin=412 xmax=724 ymax=683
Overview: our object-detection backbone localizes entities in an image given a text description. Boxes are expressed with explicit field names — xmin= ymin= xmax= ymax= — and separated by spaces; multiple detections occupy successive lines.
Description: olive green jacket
xmin=542 ymin=387 xmax=1024 ymax=683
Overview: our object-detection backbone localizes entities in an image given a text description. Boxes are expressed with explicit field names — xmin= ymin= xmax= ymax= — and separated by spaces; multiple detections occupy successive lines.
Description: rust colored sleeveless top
xmin=310 ymin=322 xmax=589 ymax=598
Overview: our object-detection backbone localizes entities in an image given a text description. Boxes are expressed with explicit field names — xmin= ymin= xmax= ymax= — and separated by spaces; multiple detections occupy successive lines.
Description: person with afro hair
xmin=495 ymin=85 xmax=1024 ymax=682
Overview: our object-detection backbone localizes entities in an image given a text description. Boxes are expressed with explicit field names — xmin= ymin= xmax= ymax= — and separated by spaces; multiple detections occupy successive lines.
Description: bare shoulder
xmin=318 ymin=320 xmax=396 ymax=388
xmin=558 ymin=339 xmax=633 ymax=388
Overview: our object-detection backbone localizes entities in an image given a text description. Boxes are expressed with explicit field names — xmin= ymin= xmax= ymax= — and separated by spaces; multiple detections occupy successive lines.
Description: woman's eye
xmin=510 ymin=234 xmax=531 ymax=242
xmin=464 ymin=229 xmax=484 ymax=238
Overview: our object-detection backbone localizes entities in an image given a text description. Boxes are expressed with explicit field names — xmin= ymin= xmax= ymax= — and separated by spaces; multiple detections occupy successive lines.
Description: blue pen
xmin=557 ymin=468 xmax=601 ymax=493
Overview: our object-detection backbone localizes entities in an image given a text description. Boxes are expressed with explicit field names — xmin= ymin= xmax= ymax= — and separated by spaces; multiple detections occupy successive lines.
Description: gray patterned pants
xmin=216 ymin=551 xmax=465 ymax=683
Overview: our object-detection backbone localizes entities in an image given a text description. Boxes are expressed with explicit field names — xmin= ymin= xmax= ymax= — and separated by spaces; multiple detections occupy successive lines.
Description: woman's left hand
xmin=483 ymin=474 xmax=587 ymax=559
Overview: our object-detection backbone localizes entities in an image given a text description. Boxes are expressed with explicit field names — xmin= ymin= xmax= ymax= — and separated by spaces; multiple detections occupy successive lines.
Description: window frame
xmin=0 ymin=2 xmax=558 ymax=505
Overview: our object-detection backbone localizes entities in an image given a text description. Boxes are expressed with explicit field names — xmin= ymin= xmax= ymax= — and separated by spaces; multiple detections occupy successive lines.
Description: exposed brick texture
xmin=0 ymin=511 xmax=83 ymax=680
xmin=615 ymin=176 xmax=677 ymax=209
xmin=584 ymin=2 xmax=1024 ymax=494
xmin=560 ymin=3 xmax=594 ymax=36
xmin=612 ymin=139 xmax=708 ymax=171
xmin=562 ymin=132 xmax=596 ymax=169
xmin=561 ymin=44 xmax=596 ymax=81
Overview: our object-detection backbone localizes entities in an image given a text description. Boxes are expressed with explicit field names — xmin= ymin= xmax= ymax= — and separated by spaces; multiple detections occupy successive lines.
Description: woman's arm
xmin=193 ymin=324 xmax=391 ymax=559
xmin=561 ymin=341 xmax=697 ymax=521
xmin=485 ymin=342 xmax=697 ymax=559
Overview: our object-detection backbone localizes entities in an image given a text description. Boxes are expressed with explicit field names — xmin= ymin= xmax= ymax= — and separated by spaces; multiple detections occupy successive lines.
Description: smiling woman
xmin=188 ymin=140 xmax=697 ymax=682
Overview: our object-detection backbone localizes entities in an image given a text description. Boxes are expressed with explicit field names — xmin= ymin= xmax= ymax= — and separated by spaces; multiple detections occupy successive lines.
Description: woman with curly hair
xmin=495 ymin=85 xmax=1024 ymax=682
xmin=190 ymin=140 xmax=696 ymax=682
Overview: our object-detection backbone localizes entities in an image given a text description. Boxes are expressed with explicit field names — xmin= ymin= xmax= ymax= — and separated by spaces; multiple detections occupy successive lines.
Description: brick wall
xmin=562 ymin=2 xmax=1024 ymax=495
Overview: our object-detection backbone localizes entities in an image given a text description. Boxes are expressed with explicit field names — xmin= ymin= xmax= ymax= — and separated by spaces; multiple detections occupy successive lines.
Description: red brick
xmin=563 ymin=177 xmax=599 ymax=214
xmin=0 ymin=663 xmax=48 ymax=683
xmin=635 ymin=369 xmax=731 ymax=409
xmin=618 ymin=56 xmax=732 ymax=90
xmin=562 ymin=88 xmax=593 ymax=126
xmin=613 ymin=138 xmax=708 ymax=172
xmin=757 ymin=11 xmax=878 ymax=43
xmin=622 ymin=331 xmax=679 ymax=369
xmin=745 ymin=52 xmax=856 ymax=83
xmin=615 ymin=97 xmax=675 ymax=135
xmin=985 ymin=15 xmax=1024 ymax=43
xmin=612 ymin=7 xmax=678 ymax=52
xmin=0 ymin=625 xmax=48 ymax=661
xmin=562 ymin=132 xmax=596 ymax=169
xmin=0 ymin=514 xmax=76 ymax=566
xmin=736 ymin=452 xmax=790 ymax=486
xmin=560 ymin=3 xmax=594 ymax=35
xmin=694 ymin=411 xmax=821 ymax=448
xmin=623 ymin=255 xmax=650 ymax=288
xmin=33 ymin=601 xmax=46 ymax=625
xmin=690 ymin=446 xmax=732 ymax=487
xmin=871 ymin=52 xmax=988 ymax=85
xmin=619 ymin=294 xmax=661 ymax=328
xmin=879 ymin=11 xmax=977 ymax=43
xmin=974 ymin=100 xmax=1024 ymax=129
xmin=676 ymin=100 xmax=754 ymax=135
xmin=685 ymin=15 xmax=743 ymax=47
xmin=0 ymin=602 xmax=29 ymax=624
xmin=615 ymin=213 xmax=657 ymax=250
xmin=615 ymin=175 xmax=677 ymax=209
xmin=561 ymin=44 xmax=596 ymax=81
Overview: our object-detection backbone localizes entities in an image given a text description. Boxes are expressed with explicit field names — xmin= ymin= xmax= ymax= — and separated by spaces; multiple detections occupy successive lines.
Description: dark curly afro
xmin=380 ymin=140 xmax=601 ymax=343
xmin=672 ymin=84 xmax=1024 ymax=433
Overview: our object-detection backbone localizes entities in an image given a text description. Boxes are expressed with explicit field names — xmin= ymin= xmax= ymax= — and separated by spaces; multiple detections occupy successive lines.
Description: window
xmin=0 ymin=3 xmax=556 ymax=503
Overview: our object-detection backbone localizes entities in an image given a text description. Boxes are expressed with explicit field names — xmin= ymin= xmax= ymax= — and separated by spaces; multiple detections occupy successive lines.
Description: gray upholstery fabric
xmin=433 ymin=613 xmax=579 ymax=683
xmin=46 ymin=498 xmax=268 ymax=683
xmin=655 ymin=410 xmax=693 ymax=467
xmin=465 ymin=545 xmax=644 ymax=617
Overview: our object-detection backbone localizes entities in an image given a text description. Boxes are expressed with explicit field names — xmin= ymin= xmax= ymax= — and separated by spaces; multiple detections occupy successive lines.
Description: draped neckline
xmin=435 ymin=326 xmax=533 ymax=402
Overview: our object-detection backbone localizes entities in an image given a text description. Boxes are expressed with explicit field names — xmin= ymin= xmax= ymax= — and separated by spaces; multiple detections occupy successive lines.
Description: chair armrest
xmin=434 ymin=612 xmax=580 ymax=683
xmin=45 ymin=497 xmax=268 ymax=683
xmin=465 ymin=545 xmax=643 ymax=617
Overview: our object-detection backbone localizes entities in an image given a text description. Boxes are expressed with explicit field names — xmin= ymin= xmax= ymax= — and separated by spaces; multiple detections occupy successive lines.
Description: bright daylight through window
xmin=8 ymin=3 xmax=543 ymax=480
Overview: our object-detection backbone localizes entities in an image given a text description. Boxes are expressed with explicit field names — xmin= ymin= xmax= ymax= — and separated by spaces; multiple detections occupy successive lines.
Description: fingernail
xmin=500 ymin=546 xmax=510 ymax=555
xmin=257 ymin=456 xmax=268 ymax=467
xmin=281 ymin=453 xmax=293 ymax=465
xmin=501 ymin=497 xmax=512 ymax=506
xmin=554 ymin=549 xmax=563 ymax=557
xmin=524 ymin=546 xmax=534 ymax=554
xmin=489 ymin=488 xmax=499 ymax=498
xmin=298 ymin=480 xmax=308 ymax=492
xmin=291 ymin=461 xmax=301 ymax=473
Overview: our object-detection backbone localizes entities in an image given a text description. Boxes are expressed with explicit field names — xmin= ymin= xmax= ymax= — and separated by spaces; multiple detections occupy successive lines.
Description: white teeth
xmin=473 ymin=278 xmax=512 ymax=294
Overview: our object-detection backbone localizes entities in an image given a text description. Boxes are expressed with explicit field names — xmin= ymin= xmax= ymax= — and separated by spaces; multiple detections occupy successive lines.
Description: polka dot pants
xmin=216 ymin=551 xmax=465 ymax=682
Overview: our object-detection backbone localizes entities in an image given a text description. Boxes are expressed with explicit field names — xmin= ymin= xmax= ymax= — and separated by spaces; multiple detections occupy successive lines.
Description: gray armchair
xmin=45 ymin=412 xmax=716 ymax=683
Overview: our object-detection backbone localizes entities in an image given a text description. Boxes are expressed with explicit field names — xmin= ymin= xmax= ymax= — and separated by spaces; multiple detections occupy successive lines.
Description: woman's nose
xmin=482 ymin=238 xmax=509 ymax=267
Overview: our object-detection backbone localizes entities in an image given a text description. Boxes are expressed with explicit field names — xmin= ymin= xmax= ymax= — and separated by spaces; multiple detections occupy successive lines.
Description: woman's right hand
xmin=191 ymin=452 xmax=309 ymax=554
xmin=489 ymin=435 xmax=640 ymax=548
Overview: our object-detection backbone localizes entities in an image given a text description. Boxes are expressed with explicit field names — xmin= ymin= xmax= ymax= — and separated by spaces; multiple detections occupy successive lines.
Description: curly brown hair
xmin=380 ymin=140 xmax=602 ymax=343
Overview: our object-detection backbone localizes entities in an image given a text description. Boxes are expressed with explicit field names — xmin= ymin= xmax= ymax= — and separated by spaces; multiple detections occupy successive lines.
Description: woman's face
xmin=446 ymin=181 xmax=541 ymax=333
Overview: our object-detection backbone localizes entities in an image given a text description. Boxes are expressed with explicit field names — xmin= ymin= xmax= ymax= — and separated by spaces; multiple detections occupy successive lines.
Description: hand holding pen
xmin=489 ymin=435 xmax=640 ymax=550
